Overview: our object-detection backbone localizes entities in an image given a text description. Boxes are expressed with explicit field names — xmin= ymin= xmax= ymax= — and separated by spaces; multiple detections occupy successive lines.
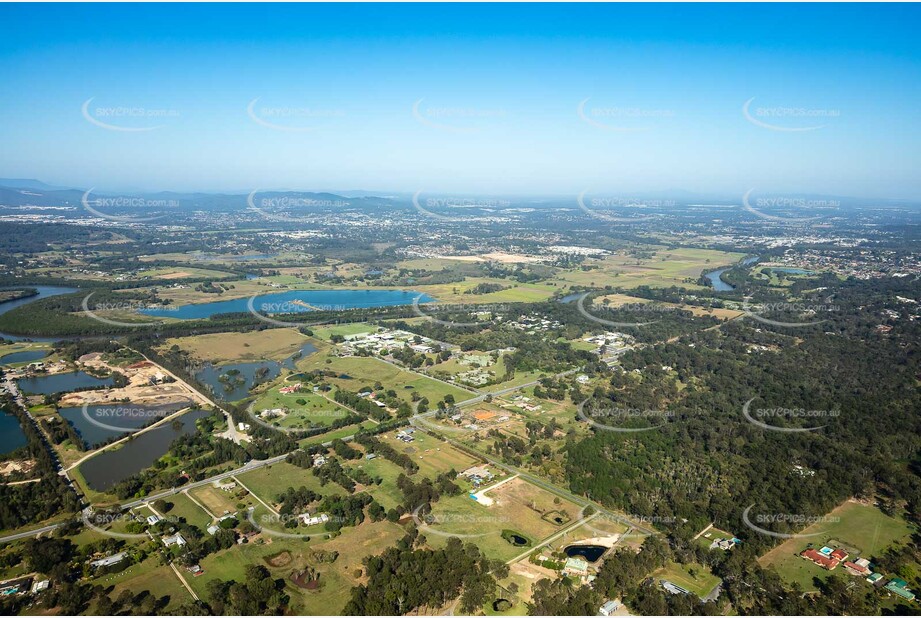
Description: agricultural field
xmin=758 ymin=501 xmax=915 ymax=591
xmin=159 ymin=328 xmax=318 ymax=363
xmin=549 ymin=247 xmax=746 ymax=290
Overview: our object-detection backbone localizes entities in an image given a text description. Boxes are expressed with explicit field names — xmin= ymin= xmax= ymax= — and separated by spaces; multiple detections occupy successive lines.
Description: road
xmin=121 ymin=345 xmax=240 ymax=444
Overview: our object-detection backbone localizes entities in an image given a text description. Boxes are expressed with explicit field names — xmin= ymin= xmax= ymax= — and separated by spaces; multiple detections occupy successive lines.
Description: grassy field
xmin=296 ymin=353 xmax=474 ymax=407
xmin=165 ymin=491 xmax=215 ymax=528
xmin=136 ymin=266 xmax=232 ymax=280
xmin=189 ymin=519 xmax=406 ymax=615
xmin=102 ymin=557 xmax=194 ymax=611
xmin=344 ymin=455 xmax=406 ymax=510
xmin=188 ymin=484 xmax=255 ymax=517
xmin=653 ymin=562 xmax=721 ymax=599
xmin=252 ymin=389 xmax=352 ymax=429
xmin=236 ymin=461 xmax=347 ymax=505
xmin=160 ymin=328 xmax=318 ymax=363
xmin=296 ymin=420 xmax=376 ymax=448
xmin=596 ymin=292 xmax=744 ymax=320
xmin=759 ymin=501 xmax=915 ymax=591
xmin=425 ymin=477 xmax=581 ymax=563
xmin=377 ymin=430 xmax=480 ymax=479
xmin=549 ymin=247 xmax=746 ymax=291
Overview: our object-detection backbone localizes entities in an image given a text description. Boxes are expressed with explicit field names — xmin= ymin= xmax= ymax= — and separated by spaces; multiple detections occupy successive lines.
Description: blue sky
xmin=1 ymin=3 xmax=919 ymax=199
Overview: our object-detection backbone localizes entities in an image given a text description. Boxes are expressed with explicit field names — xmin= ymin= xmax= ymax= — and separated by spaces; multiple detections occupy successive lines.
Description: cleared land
xmin=160 ymin=328 xmax=318 ymax=363
xmin=653 ymin=561 xmax=721 ymax=599
xmin=759 ymin=501 xmax=914 ymax=591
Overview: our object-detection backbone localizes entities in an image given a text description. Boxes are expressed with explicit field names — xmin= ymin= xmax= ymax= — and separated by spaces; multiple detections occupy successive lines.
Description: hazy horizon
xmin=2 ymin=3 xmax=920 ymax=199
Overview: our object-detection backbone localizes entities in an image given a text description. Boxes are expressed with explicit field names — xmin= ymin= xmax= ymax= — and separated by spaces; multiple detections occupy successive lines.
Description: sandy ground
xmin=439 ymin=252 xmax=543 ymax=264
xmin=57 ymin=357 xmax=197 ymax=407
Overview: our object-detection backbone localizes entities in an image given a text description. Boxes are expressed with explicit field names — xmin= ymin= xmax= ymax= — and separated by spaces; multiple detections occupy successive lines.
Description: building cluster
xmin=800 ymin=545 xmax=914 ymax=600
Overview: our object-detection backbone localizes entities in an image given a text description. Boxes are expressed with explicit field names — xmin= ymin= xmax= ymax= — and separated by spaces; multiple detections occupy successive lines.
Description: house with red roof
xmin=801 ymin=548 xmax=840 ymax=570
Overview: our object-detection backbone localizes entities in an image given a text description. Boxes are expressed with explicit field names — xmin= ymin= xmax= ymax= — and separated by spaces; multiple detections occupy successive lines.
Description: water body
xmin=79 ymin=409 xmax=210 ymax=491
xmin=58 ymin=401 xmax=190 ymax=449
xmin=0 ymin=350 xmax=48 ymax=365
xmin=0 ymin=413 xmax=27 ymax=455
xmin=565 ymin=544 xmax=608 ymax=562
xmin=139 ymin=289 xmax=434 ymax=320
xmin=703 ymin=268 xmax=735 ymax=292
xmin=196 ymin=342 xmax=317 ymax=401
xmin=0 ymin=285 xmax=79 ymax=342
xmin=704 ymin=256 xmax=761 ymax=292
xmin=17 ymin=371 xmax=115 ymax=396
xmin=767 ymin=267 xmax=815 ymax=275
xmin=558 ymin=293 xmax=583 ymax=304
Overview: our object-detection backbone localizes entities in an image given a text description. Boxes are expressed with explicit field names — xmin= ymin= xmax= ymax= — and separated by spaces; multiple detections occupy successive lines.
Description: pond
xmin=138 ymin=289 xmax=435 ymax=320
xmin=79 ymin=408 xmax=211 ymax=492
xmin=564 ymin=544 xmax=608 ymax=562
xmin=17 ymin=371 xmax=115 ymax=396
xmin=58 ymin=401 xmax=191 ymax=449
xmin=196 ymin=342 xmax=317 ymax=401
xmin=0 ymin=285 xmax=79 ymax=342
xmin=0 ymin=413 xmax=27 ymax=455
xmin=0 ymin=349 xmax=48 ymax=365
xmin=502 ymin=530 xmax=530 ymax=546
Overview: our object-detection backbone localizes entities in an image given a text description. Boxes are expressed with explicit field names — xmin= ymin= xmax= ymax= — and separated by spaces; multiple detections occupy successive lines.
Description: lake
xmin=79 ymin=409 xmax=210 ymax=491
xmin=59 ymin=401 xmax=191 ymax=449
xmin=0 ymin=413 xmax=27 ymax=455
xmin=17 ymin=371 xmax=115 ymax=396
xmin=139 ymin=289 xmax=434 ymax=320
xmin=196 ymin=342 xmax=317 ymax=401
xmin=0 ymin=349 xmax=48 ymax=365
xmin=0 ymin=285 xmax=79 ymax=342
